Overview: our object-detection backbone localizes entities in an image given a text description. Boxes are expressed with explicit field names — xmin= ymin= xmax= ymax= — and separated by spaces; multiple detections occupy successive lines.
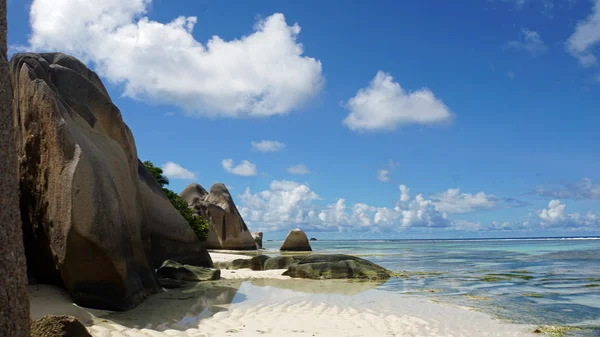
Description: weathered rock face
xmin=30 ymin=315 xmax=92 ymax=337
xmin=11 ymin=52 xmax=208 ymax=311
xmin=0 ymin=1 xmax=30 ymax=335
xmin=264 ymin=256 xmax=299 ymax=270
xmin=138 ymin=162 xmax=212 ymax=268
xmin=252 ymin=231 xmax=263 ymax=249
xmin=280 ymin=229 xmax=312 ymax=251
xmin=284 ymin=254 xmax=392 ymax=280
xmin=157 ymin=260 xmax=220 ymax=288
xmin=181 ymin=183 xmax=256 ymax=250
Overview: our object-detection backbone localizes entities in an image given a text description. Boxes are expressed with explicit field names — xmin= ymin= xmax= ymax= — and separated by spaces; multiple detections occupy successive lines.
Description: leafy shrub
xmin=143 ymin=161 xmax=209 ymax=242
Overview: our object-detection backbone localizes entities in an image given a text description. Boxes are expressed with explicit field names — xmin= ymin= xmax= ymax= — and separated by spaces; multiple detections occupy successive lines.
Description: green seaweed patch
xmin=412 ymin=288 xmax=444 ymax=293
xmin=583 ymin=284 xmax=599 ymax=288
xmin=532 ymin=325 xmax=581 ymax=337
xmin=464 ymin=294 xmax=492 ymax=301
xmin=522 ymin=293 xmax=544 ymax=298
xmin=510 ymin=270 xmax=532 ymax=274
xmin=393 ymin=271 xmax=447 ymax=279
xmin=585 ymin=278 xmax=600 ymax=282
xmin=480 ymin=273 xmax=533 ymax=282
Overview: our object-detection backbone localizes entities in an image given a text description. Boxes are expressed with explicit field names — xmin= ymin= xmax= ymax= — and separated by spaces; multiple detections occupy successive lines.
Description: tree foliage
xmin=143 ymin=161 xmax=209 ymax=242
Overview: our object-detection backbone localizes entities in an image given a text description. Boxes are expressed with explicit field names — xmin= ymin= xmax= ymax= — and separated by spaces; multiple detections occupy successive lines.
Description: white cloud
xmin=533 ymin=178 xmax=600 ymax=200
xmin=161 ymin=161 xmax=196 ymax=180
xmin=453 ymin=220 xmax=482 ymax=231
xmin=431 ymin=188 xmax=497 ymax=214
xmin=342 ymin=71 xmax=453 ymax=132
xmin=376 ymin=169 xmax=390 ymax=182
xmin=251 ymin=140 xmax=286 ymax=152
xmin=238 ymin=181 xmax=452 ymax=232
xmin=288 ymin=164 xmax=310 ymax=175
xmin=566 ymin=0 xmax=600 ymax=67
xmin=28 ymin=1 xmax=324 ymax=117
xmin=538 ymin=199 xmax=600 ymax=228
xmin=506 ymin=28 xmax=547 ymax=55
xmin=222 ymin=159 xmax=257 ymax=176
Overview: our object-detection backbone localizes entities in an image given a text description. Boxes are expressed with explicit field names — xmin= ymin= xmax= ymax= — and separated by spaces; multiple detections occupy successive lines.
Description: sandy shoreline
xmin=29 ymin=252 xmax=536 ymax=337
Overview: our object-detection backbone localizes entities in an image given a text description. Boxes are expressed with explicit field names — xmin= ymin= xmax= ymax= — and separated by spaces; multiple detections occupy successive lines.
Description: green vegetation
xmin=464 ymin=294 xmax=492 ymax=301
xmin=522 ymin=293 xmax=544 ymax=298
xmin=143 ymin=160 xmax=209 ymax=242
xmin=480 ymin=273 xmax=534 ymax=282
xmin=583 ymin=284 xmax=599 ymax=288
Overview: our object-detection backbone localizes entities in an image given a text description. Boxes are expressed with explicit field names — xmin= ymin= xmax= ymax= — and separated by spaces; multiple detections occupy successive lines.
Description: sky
xmin=6 ymin=0 xmax=600 ymax=239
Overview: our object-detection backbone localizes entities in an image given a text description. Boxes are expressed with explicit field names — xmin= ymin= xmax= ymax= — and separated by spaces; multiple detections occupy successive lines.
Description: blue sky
xmin=7 ymin=0 xmax=600 ymax=239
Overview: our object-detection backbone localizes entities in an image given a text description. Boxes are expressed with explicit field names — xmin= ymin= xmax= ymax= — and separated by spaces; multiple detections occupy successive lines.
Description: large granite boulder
xmin=249 ymin=255 xmax=270 ymax=271
xmin=10 ymin=53 xmax=209 ymax=310
xmin=284 ymin=254 xmax=392 ymax=280
xmin=138 ymin=162 xmax=212 ymax=268
xmin=181 ymin=183 xmax=256 ymax=250
xmin=252 ymin=231 xmax=263 ymax=249
xmin=280 ymin=229 xmax=312 ymax=251
xmin=264 ymin=256 xmax=299 ymax=270
xmin=30 ymin=315 xmax=92 ymax=337
xmin=0 ymin=2 xmax=30 ymax=335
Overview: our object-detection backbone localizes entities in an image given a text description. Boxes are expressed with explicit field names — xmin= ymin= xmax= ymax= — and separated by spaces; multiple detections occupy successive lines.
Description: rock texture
xmin=138 ymin=161 xmax=213 ymax=268
xmin=157 ymin=260 xmax=220 ymax=288
xmin=30 ymin=315 xmax=92 ymax=337
xmin=280 ymin=229 xmax=312 ymax=251
xmin=11 ymin=52 xmax=209 ymax=311
xmin=252 ymin=231 xmax=263 ymax=249
xmin=181 ymin=183 xmax=256 ymax=250
xmin=284 ymin=254 xmax=392 ymax=280
xmin=264 ymin=256 xmax=299 ymax=270
xmin=249 ymin=255 xmax=270 ymax=271
xmin=0 ymin=1 xmax=31 ymax=335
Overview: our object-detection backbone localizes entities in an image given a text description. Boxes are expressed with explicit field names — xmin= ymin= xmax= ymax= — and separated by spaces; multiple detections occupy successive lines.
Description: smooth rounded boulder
xmin=280 ymin=229 xmax=312 ymax=251
xmin=157 ymin=260 xmax=220 ymax=288
xmin=284 ymin=254 xmax=392 ymax=280
xmin=264 ymin=256 xmax=299 ymax=270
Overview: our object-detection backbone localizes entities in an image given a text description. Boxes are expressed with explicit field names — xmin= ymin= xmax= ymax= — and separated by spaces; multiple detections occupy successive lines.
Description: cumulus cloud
xmin=532 ymin=178 xmax=600 ymax=200
xmin=376 ymin=169 xmax=390 ymax=182
xmin=251 ymin=140 xmax=286 ymax=152
xmin=222 ymin=159 xmax=257 ymax=176
xmin=238 ymin=181 xmax=451 ymax=232
xmin=28 ymin=0 xmax=324 ymax=117
xmin=566 ymin=0 xmax=600 ymax=67
xmin=431 ymin=188 xmax=497 ymax=214
xmin=288 ymin=164 xmax=310 ymax=175
xmin=161 ymin=162 xmax=196 ymax=180
xmin=538 ymin=199 xmax=599 ymax=228
xmin=342 ymin=71 xmax=453 ymax=132
xmin=506 ymin=28 xmax=548 ymax=55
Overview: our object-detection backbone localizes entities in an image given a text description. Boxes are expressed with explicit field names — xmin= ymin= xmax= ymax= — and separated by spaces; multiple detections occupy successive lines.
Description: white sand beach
xmin=29 ymin=252 xmax=537 ymax=337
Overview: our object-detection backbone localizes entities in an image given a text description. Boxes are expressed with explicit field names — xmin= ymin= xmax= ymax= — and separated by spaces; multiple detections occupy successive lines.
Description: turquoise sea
xmin=263 ymin=237 xmax=600 ymax=336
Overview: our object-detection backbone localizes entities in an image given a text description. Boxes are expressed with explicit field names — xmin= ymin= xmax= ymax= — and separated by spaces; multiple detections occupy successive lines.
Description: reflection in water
xmin=250 ymin=278 xmax=384 ymax=295
xmin=100 ymin=280 xmax=244 ymax=330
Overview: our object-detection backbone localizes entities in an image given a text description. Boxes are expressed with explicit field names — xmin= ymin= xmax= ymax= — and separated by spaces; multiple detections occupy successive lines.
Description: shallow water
xmin=263 ymin=238 xmax=600 ymax=336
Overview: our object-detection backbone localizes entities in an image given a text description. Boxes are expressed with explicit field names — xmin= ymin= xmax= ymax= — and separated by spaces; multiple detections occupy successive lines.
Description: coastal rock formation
xmin=11 ymin=52 xmax=209 ymax=310
xmin=310 ymin=237 xmax=317 ymax=241
xmin=284 ymin=254 xmax=392 ymax=280
xmin=280 ymin=229 xmax=312 ymax=251
xmin=0 ymin=1 xmax=30 ymax=335
xmin=138 ymin=162 xmax=213 ymax=267
xmin=30 ymin=315 xmax=92 ymax=337
xmin=253 ymin=231 xmax=263 ymax=248
xmin=157 ymin=260 xmax=220 ymax=288
xmin=250 ymin=255 xmax=271 ymax=271
xmin=181 ymin=183 xmax=256 ymax=250
xmin=264 ymin=256 xmax=299 ymax=270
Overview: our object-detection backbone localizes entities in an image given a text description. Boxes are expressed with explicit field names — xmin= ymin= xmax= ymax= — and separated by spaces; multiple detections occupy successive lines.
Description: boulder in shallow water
xmin=264 ymin=256 xmax=299 ymax=270
xmin=250 ymin=255 xmax=270 ymax=271
xmin=229 ymin=259 xmax=252 ymax=269
xmin=181 ymin=183 xmax=256 ymax=250
xmin=30 ymin=315 xmax=92 ymax=337
xmin=284 ymin=254 xmax=392 ymax=280
xmin=252 ymin=231 xmax=263 ymax=249
xmin=280 ymin=229 xmax=312 ymax=251
xmin=156 ymin=260 xmax=220 ymax=287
